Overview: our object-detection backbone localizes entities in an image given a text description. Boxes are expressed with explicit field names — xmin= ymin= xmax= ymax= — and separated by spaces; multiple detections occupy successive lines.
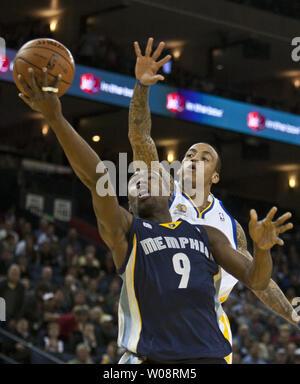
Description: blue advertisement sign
xmin=2 ymin=48 xmax=300 ymax=146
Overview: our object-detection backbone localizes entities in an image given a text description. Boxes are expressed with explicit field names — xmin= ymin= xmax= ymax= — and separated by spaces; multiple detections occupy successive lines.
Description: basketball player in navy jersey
xmin=128 ymin=38 xmax=300 ymax=362
xmin=18 ymin=68 xmax=293 ymax=364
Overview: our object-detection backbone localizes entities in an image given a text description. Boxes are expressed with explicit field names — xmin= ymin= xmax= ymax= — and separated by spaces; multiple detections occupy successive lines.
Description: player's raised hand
xmin=134 ymin=37 xmax=172 ymax=86
xmin=18 ymin=67 xmax=62 ymax=121
xmin=248 ymin=207 xmax=293 ymax=250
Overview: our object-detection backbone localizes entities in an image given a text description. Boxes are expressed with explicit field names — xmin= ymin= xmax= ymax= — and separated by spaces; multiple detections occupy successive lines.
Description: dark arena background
xmin=1 ymin=0 xmax=300 ymax=367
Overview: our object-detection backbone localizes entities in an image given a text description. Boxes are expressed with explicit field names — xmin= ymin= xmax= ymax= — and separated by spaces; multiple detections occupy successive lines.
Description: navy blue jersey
xmin=117 ymin=216 xmax=232 ymax=361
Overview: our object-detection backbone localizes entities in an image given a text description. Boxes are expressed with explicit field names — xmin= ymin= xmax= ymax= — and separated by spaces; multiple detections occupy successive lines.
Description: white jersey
xmin=170 ymin=181 xmax=238 ymax=303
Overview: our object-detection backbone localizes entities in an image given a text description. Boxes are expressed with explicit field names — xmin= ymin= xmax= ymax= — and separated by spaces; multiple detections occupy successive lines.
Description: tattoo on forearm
xmin=128 ymin=84 xmax=159 ymax=168
xmin=235 ymin=219 xmax=298 ymax=327
xmin=254 ymin=280 xmax=298 ymax=327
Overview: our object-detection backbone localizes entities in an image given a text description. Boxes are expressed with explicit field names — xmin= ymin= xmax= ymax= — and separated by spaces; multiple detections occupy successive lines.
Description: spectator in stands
xmin=15 ymin=233 xmax=36 ymax=261
xmin=2 ymin=317 xmax=32 ymax=363
xmin=233 ymin=323 xmax=250 ymax=348
xmin=85 ymin=278 xmax=100 ymax=307
xmin=242 ymin=342 xmax=267 ymax=364
xmin=54 ymin=288 xmax=68 ymax=313
xmin=21 ymin=277 xmax=31 ymax=291
xmin=286 ymin=342 xmax=297 ymax=364
xmin=37 ymin=224 xmax=57 ymax=246
xmin=62 ymin=245 xmax=76 ymax=268
xmin=58 ymin=305 xmax=89 ymax=342
xmin=38 ymin=240 xmax=59 ymax=267
xmin=0 ymin=264 xmax=25 ymax=325
xmin=248 ymin=309 xmax=266 ymax=339
xmin=3 ymin=233 xmax=17 ymax=254
xmin=38 ymin=266 xmax=55 ymax=290
xmin=98 ymin=314 xmax=118 ymax=345
xmin=73 ymin=290 xmax=87 ymax=307
xmin=68 ymin=343 xmax=94 ymax=364
xmin=273 ymin=324 xmax=297 ymax=349
xmin=0 ymin=248 xmax=14 ymax=276
xmin=102 ymin=251 xmax=115 ymax=275
xmin=41 ymin=292 xmax=61 ymax=331
xmin=69 ymin=322 xmax=99 ymax=356
xmin=0 ymin=218 xmax=19 ymax=243
xmin=15 ymin=217 xmax=27 ymax=238
xmin=34 ymin=218 xmax=48 ymax=244
xmin=258 ymin=330 xmax=274 ymax=363
xmin=274 ymin=348 xmax=288 ymax=364
xmin=101 ymin=341 xmax=119 ymax=364
xmin=294 ymin=349 xmax=300 ymax=364
xmin=90 ymin=306 xmax=104 ymax=333
xmin=60 ymin=228 xmax=82 ymax=255
xmin=62 ymin=274 xmax=77 ymax=309
xmin=79 ymin=250 xmax=100 ymax=279
xmin=42 ymin=322 xmax=64 ymax=355
xmin=231 ymin=341 xmax=241 ymax=364
xmin=287 ymin=274 xmax=300 ymax=297
xmin=17 ymin=254 xmax=31 ymax=280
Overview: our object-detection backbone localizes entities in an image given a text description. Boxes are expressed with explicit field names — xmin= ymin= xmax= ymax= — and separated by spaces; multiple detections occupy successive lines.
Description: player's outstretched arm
xmin=18 ymin=68 xmax=132 ymax=270
xmin=204 ymin=207 xmax=293 ymax=291
xmin=129 ymin=38 xmax=171 ymax=170
xmin=235 ymin=219 xmax=300 ymax=328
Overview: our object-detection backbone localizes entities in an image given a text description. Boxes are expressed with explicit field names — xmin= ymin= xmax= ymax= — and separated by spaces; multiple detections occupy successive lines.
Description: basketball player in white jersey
xmin=128 ymin=38 xmax=300 ymax=363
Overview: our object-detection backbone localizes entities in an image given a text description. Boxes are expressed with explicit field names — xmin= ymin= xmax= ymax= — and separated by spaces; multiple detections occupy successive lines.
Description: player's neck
xmin=192 ymin=188 xmax=211 ymax=211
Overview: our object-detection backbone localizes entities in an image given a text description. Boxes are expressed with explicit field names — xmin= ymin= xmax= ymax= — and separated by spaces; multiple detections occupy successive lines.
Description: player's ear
xmin=212 ymin=172 xmax=219 ymax=185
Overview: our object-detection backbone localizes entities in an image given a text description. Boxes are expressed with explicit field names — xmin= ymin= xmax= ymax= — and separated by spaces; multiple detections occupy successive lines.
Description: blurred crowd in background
xmin=0 ymin=205 xmax=300 ymax=364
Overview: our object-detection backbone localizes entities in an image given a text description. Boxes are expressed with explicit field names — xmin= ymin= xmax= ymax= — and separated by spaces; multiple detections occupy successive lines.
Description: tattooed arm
xmin=128 ymin=83 xmax=159 ymax=167
xmin=129 ymin=38 xmax=174 ymax=191
xmin=235 ymin=219 xmax=299 ymax=328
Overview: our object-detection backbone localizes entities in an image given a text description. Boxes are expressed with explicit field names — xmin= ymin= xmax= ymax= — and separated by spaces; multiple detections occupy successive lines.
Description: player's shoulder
xmin=211 ymin=194 xmax=236 ymax=220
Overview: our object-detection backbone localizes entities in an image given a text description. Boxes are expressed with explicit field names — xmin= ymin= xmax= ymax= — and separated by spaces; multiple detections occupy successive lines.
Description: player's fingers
xmin=145 ymin=37 xmax=153 ymax=57
xmin=157 ymin=54 xmax=172 ymax=68
xmin=153 ymin=74 xmax=165 ymax=82
xmin=28 ymin=68 xmax=40 ymax=94
xmin=18 ymin=93 xmax=32 ymax=107
xmin=249 ymin=209 xmax=258 ymax=226
xmin=274 ymin=212 xmax=292 ymax=226
xmin=276 ymin=237 xmax=284 ymax=246
xmin=152 ymin=41 xmax=165 ymax=60
xmin=134 ymin=41 xmax=142 ymax=57
xmin=54 ymin=73 xmax=62 ymax=89
xmin=265 ymin=206 xmax=277 ymax=222
xmin=276 ymin=222 xmax=293 ymax=234
xmin=18 ymin=74 xmax=32 ymax=96
xmin=42 ymin=67 xmax=48 ymax=87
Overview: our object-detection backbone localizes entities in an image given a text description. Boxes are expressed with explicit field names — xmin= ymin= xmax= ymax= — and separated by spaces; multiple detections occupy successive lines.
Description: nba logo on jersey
xmin=219 ymin=212 xmax=225 ymax=221
xmin=143 ymin=222 xmax=152 ymax=229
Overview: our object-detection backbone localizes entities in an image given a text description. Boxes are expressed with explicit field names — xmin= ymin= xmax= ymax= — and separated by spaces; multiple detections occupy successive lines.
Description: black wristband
xmin=137 ymin=80 xmax=150 ymax=88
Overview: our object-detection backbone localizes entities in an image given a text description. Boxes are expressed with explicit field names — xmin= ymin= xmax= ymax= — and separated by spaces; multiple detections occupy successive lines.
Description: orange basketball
xmin=13 ymin=38 xmax=75 ymax=97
